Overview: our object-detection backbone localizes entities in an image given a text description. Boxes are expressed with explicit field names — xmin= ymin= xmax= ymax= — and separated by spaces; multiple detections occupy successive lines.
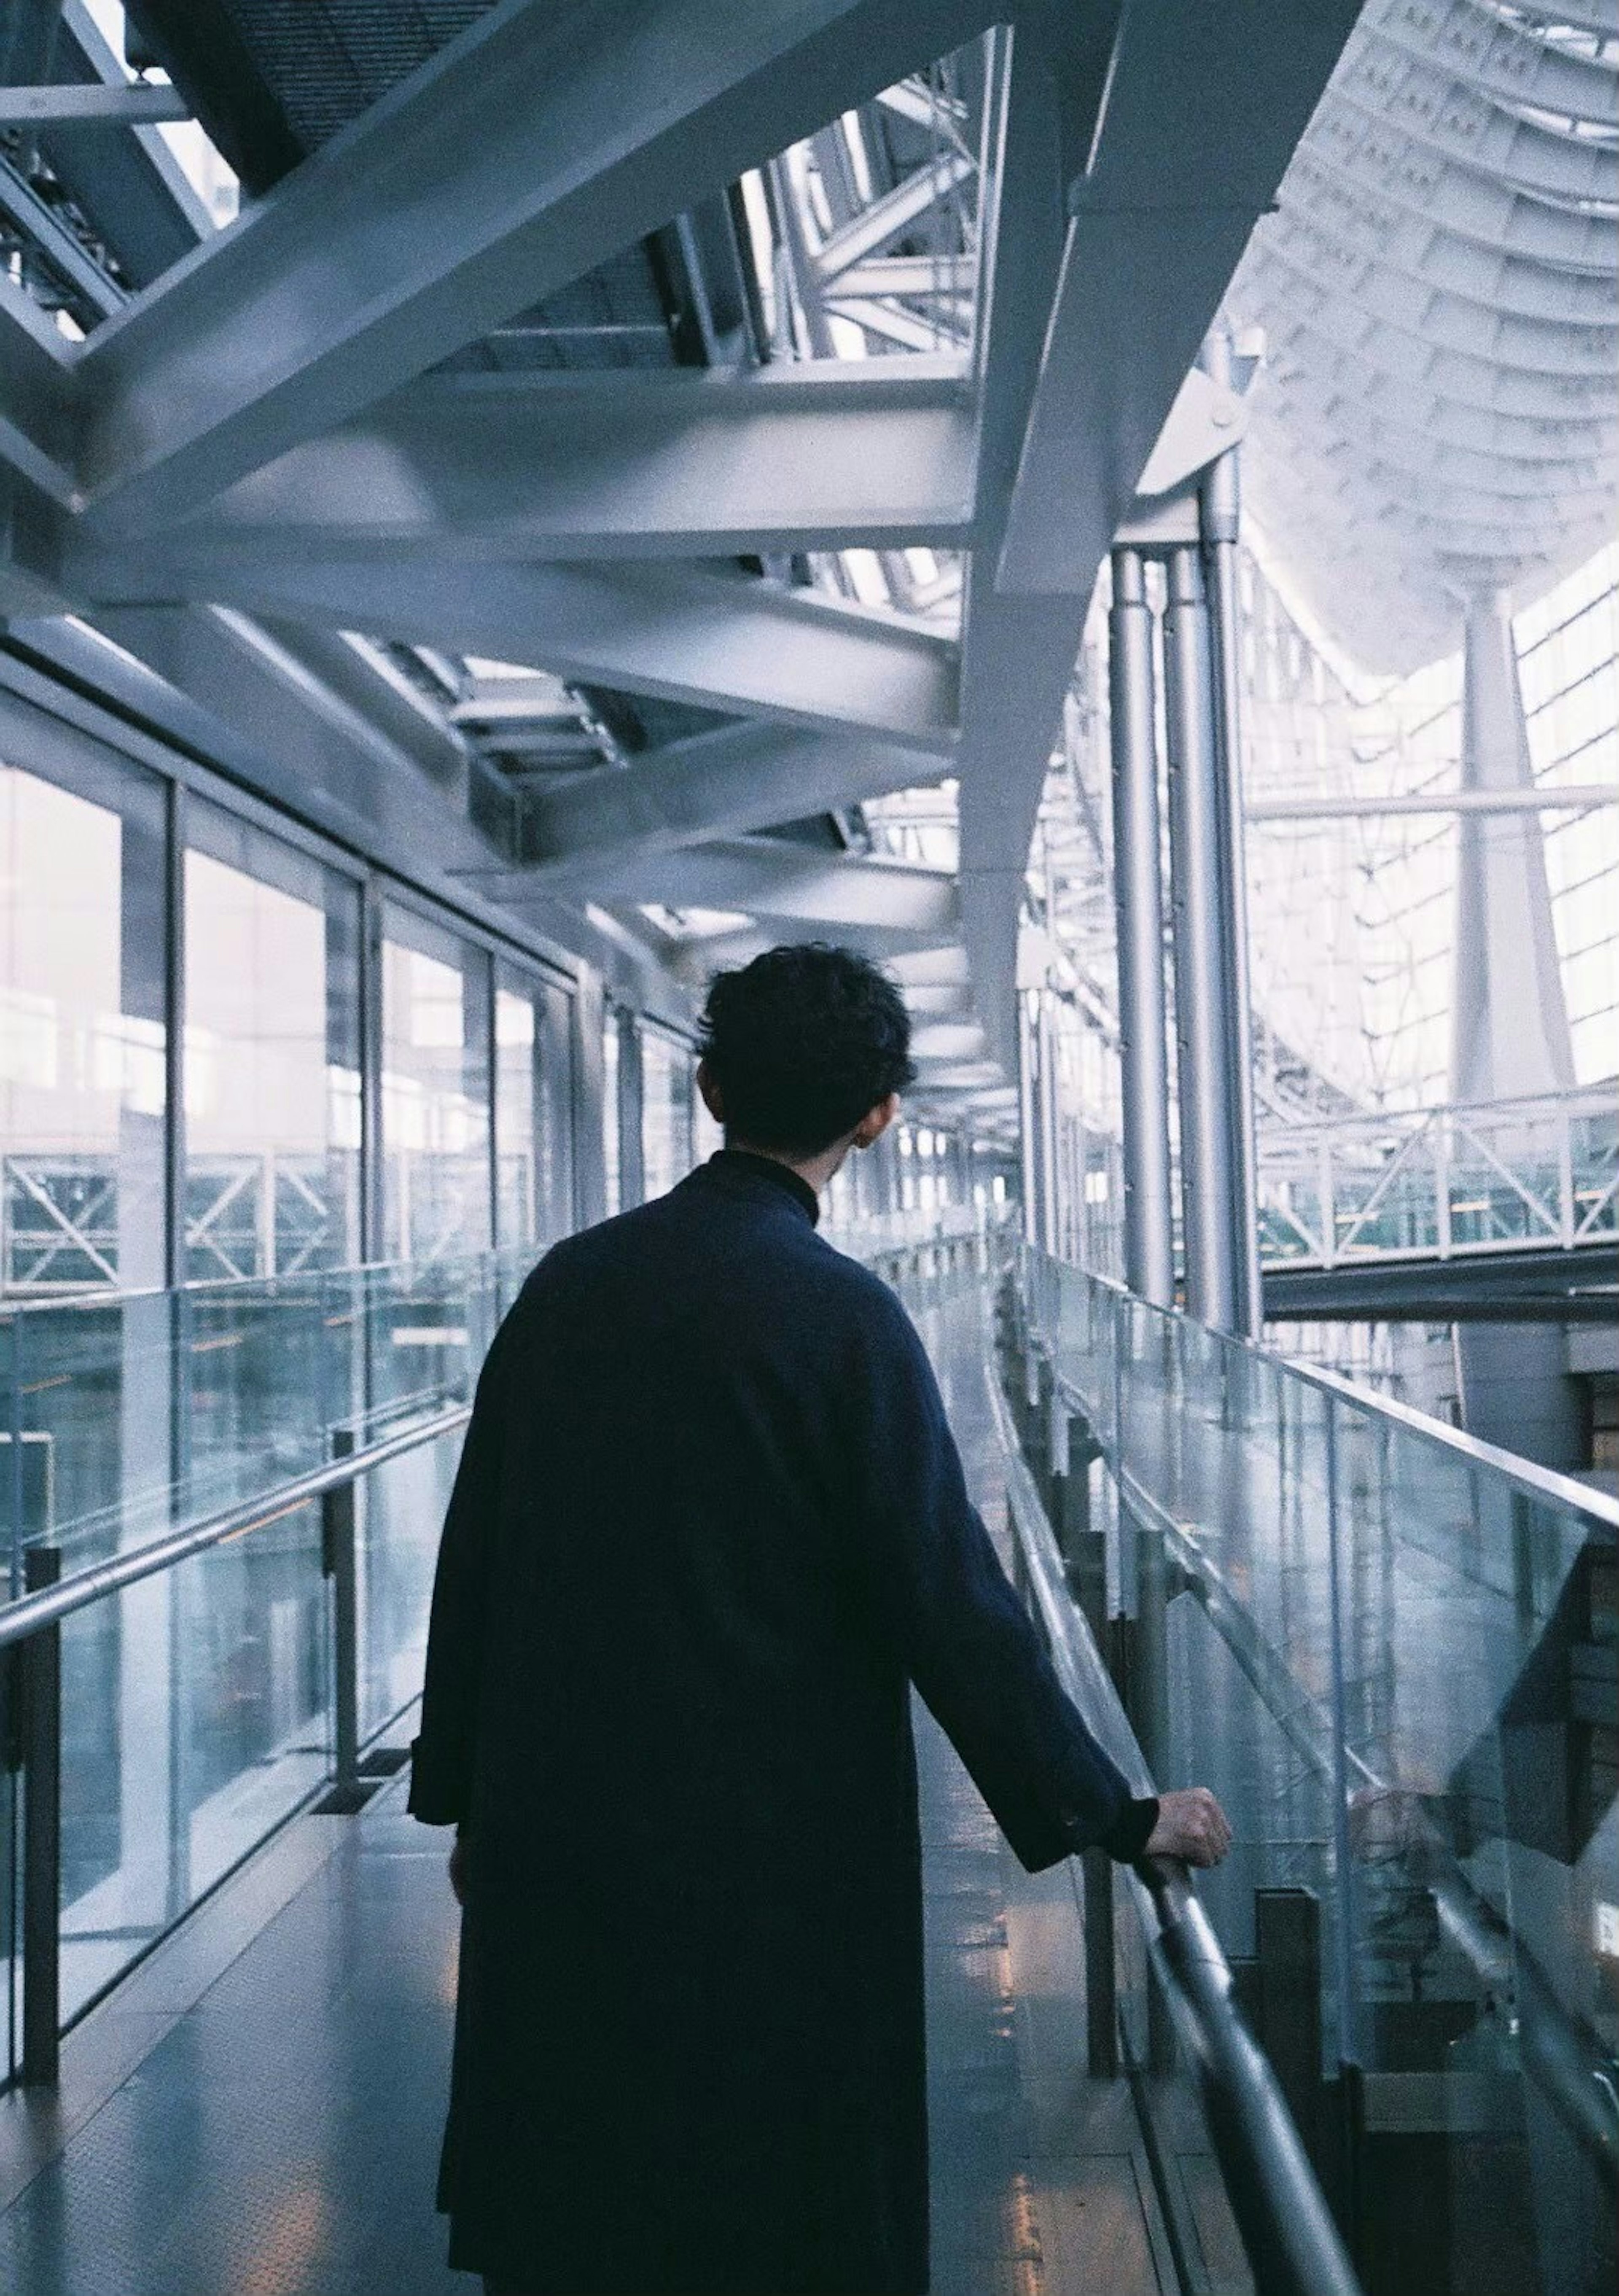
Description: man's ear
xmin=852 ymin=1092 xmax=900 ymax=1149
xmin=696 ymin=1059 xmax=725 ymax=1125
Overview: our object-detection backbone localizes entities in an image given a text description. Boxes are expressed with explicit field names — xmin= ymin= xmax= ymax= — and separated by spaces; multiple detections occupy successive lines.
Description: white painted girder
xmin=112 ymin=358 xmax=977 ymax=564
xmin=1337 ymin=30 xmax=1618 ymax=207
xmin=480 ymin=720 xmax=951 ymax=881
xmin=576 ymin=836 xmax=959 ymax=934
xmin=0 ymin=281 xmax=74 ymax=503
xmin=81 ymin=552 xmax=962 ymax=751
xmin=71 ymin=0 xmax=995 ymax=527
xmin=1371 ymin=0 xmax=1617 ymax=122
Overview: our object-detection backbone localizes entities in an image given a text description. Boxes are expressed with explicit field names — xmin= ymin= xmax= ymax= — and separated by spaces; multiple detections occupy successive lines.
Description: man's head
xmin=697 ymin=943 xmax=915 ymax=1174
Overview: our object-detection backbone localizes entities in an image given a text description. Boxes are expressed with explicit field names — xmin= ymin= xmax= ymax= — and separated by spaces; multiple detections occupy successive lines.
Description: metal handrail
xmin=1028 ymin=1241 xmax=1619 ymax=1533
xmin=0 ymin=1239 xmax=539 ymax=1319
xmin=982 ymin=1305 xmax=1366 ymax=2296
xmin=1017 ymin=1248 xmax=1619 ymax=2193
xmin=0 ymin=1401 xmax=470 ymax=1653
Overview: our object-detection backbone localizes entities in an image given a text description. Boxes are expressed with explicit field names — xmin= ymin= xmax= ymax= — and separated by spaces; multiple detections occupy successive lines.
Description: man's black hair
xmin=699 ymin=943 xmax=916 ymax=1156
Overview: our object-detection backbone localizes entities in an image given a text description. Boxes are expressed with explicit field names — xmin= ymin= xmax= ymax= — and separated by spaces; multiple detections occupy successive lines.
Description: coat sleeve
xmin=845 ymin=1286 xmax=1156 ymax=1872
xmin=406 ymin=1309 xmax=519 ymax=1828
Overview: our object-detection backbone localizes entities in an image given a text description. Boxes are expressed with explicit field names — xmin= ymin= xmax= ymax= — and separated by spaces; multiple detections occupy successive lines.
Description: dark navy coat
xmin=409 ymin=1151 xmax=1147 ymax=2294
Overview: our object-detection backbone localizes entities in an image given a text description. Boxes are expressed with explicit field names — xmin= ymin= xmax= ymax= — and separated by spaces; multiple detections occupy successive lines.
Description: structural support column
xmin=1163 ymin=546 xmax=1243 ymax=1332
xmin=1038 ymin=996 xmax=1061 ymax=1257
xmin=1451 ymin=593 xmax=1574 ymax=1105
xmin=1198 ymin=358 xmax=1263 ymax=1339
xmin=1017 ymin=991 xmax=1039 ymax=1246
xmin=1107 ymin=547 xmax=1176 ymax=1308
xmin=1450 ymin=591 xmax=1581 ymax=1468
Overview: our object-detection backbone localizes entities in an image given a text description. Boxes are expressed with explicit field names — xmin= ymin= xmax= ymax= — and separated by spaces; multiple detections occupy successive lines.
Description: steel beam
xmin=492 ymin=720 xmax=947 ymax=880
xmin=73 ymin=0 xmax=994 ymax=525
xmin=108 ymin=358 xmax=977 ymax=564
xmin=0 ymin=280 xmax=76 ymax=502
xmin=511 ymin=836 xmax=959 ymax=934
xmin=0 ymin=84 xmax=192 ymax=124
xmin=1251 ymin=785 xmax=1619 ymax=822
xmin=996 ymin=0 xmax=1361 ymax=596
xmin=815 ymin=149 xmax=976 ymax=278
xmin=81 ymin=554 xmax=962 ymax=751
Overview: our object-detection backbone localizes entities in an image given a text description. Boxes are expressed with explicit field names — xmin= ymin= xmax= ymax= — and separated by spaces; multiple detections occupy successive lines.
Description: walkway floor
xmin=0 ymin=1277 xmax=1182 ymax=2295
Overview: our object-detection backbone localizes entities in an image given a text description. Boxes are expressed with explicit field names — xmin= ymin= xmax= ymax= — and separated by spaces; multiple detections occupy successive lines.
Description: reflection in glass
xmin=184 ymin=805 xmax=361 ymax=1281
xmin=381 ymin=909 xmax=492 ymax=1262
xmin=642 ymin=1028 xmax=694 ymax=1202
xmin=0 ymin=752 xmax=167 ymax=1298
xmin=602 ymin=1010 xmax=620 ymax=1219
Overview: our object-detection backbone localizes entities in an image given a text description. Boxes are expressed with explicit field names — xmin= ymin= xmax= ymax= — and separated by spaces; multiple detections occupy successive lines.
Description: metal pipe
xmin=20 ymin=1541 xmax=61 ymax=2085
xmin=1163 ymin=546 xmax=1240 ymax=1330
xmin=0 ymin=1403 xmax=470 ymax=1655
xmin=323 ymin=1427 xmax=360 ymax=1801
xmin=1108 ymin=547 xmax=1175 ymax=1307
xmin=1201 ymin=488 xmax=1263 ymax=1340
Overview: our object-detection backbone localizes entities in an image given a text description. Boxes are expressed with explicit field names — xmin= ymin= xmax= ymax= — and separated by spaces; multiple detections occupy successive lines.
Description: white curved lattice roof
xmin=1226 ymin=0 xmax=1619 ymax=673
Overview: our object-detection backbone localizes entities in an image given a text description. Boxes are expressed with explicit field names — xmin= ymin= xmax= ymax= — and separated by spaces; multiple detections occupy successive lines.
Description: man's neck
xmin=725 ymin=1137 xmax=846 ymax=1199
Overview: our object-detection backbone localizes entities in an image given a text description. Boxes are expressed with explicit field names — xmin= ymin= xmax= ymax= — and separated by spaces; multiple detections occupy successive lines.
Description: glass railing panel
xmin=1021 ymin=1241 xmax=1619 ymax=2296
xmin=356 ymin=1256 xmax=488 ymax=1440
xmin=0 ymin=1760 xmax=13 ymax=2084
xmin=0 ymin=1251 xmax=517 ymax=1599
xmin=1328 ymin=1386 xmax=1616 ymax=2296
xmin=182 ymin=1270 xmax=337 ymax=1516
xmin=358 ymin=1436 xmax=461 ymax=1742
xmin=57 ymin=1495 xmax=335 ymax=2025
xmin=3 ymin=1287 xmax=181 ymax=1581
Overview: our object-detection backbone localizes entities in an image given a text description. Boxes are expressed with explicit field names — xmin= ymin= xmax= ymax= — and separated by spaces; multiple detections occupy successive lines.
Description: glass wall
xmin=537 ymin=978 xmax=576 ymax=1242
xmin=0 ymin=741 xmax=167 ymax=1297
xmin=602 ymin=1006 xmax=621 ymax=1217
xmin=381 ymin=905 xmax=492 ymax=1264
xmin=642 ymin=1026 xmax=694 ymax=1202
xmin=495 ymin=962 xmax=578 ymax=1254
xmin=184 ymin=802 xmax=362 ymax=1281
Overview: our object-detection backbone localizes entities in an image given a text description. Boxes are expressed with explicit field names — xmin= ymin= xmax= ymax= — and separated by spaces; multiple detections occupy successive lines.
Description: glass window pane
xmin=0 ymin=747 xmax=167 ymax=1297
xmin=381 ymin=908 xmax=492 ymax=1261
xmin=602 ymin=1011 xmax=620 ymax=1218
xmin=641 ymin=1028 xmax=693 ymax=1202
xmin=183 ymin=804 xmax=361 ymax=1280
xmin=495 ymin=978 xmax=537 ymax=1252
xmin=539 ymin=981 xmax=575 ymax=1242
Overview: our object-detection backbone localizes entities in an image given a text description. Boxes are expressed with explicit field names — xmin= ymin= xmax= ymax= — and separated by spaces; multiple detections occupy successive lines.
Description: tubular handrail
xmin=1017 ymin=1249 xmax=1619 ymax=2193
xmin=1025 ymin=1240 xmax=1619 ymax=1532
xmin=982 ymin=1301 xmax=1366 ymax=2296
xmin=0 ymin=1401 xmax=471 ymax=1653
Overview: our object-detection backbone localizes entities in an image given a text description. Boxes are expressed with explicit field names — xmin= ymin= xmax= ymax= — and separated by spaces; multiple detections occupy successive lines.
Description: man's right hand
xmin=1144 ymin=1787 xmax=1232 ymax=1868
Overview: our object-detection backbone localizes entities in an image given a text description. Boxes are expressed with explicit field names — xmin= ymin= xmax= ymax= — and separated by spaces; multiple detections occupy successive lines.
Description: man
xmin=410 ymin=942 xmax=1230 ymax=2296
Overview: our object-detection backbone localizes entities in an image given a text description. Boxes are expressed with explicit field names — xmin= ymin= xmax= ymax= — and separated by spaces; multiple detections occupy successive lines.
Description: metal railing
xmin=0 ymin=1398 xmax=471 ymax=2087
xmin=1255 ymin=1084 xmax=1618 ymax=1270
xmin=1009 ymin=1237 xmax=1618 ymax=2296
xmin=875 ymin=1230 xmax=1365 ymax=2296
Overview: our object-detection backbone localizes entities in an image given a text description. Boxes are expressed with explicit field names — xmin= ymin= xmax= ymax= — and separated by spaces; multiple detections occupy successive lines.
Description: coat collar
xmin=702 ymin=1149 xmax=820 ymax=1225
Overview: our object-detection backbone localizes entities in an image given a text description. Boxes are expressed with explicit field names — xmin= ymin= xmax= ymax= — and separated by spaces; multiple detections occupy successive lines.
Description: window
xmin=0 ymin=745 xmax=167 ymax=1295
xmin=641 ymin=1028 xmax=694 ymax=1202
xmin=495 ymin=966 xmax=576 ymax=1252
xmin=381 ymin=909 xmax=492 ymax=1261
xmin=184 ymin=805 xmax=361 ymax=1281
xmin=602 ymin=1008 xmax=621 ymax=1217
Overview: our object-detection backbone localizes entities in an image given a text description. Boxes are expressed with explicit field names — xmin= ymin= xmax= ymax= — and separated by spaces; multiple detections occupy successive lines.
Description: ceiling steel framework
xmin=2 ymin=0 xmax=1373 ymax=1133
